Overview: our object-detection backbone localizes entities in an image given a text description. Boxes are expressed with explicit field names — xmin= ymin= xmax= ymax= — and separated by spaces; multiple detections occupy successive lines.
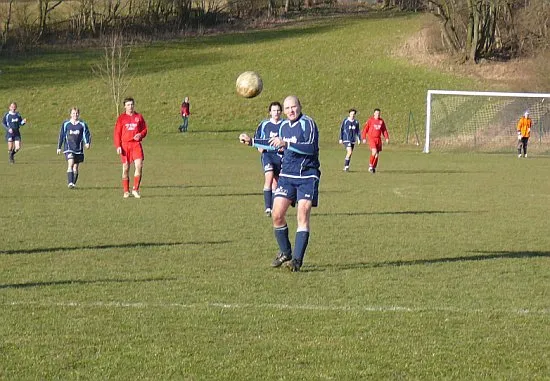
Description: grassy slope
xmin=1 ymin=13 xmax=483 ymax=143
xmin=1 ymin=13 xmax=548 ymax=381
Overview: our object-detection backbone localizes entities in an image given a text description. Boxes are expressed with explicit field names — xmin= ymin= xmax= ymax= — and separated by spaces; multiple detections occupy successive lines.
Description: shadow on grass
xmin=318 ymin=250 xmax=550 ymax=272
xmin=147 ymin=192 xmax=259 ymax=198
xmin=79 ymin=184 xmax=221 ymax=190
xmin=383 ymin=169 xmax=478 ymax=174
xmin=0 ymin=240 xmax=231 ymax=255
xmin=315 ymin=210 xmax=484 ymax=217
xmin=0 ymin=277 xmax=177 ymax=290
xmin=188 ymin=129 xmax=245 ymax=134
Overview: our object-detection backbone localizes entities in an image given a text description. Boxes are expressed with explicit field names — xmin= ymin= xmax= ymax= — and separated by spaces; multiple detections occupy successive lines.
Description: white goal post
xmin=424 ymin=90 xmax=550 ymax=153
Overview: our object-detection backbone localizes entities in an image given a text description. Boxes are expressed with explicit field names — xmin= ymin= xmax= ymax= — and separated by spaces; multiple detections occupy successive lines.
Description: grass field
xmin=1 ymin=12 xmax=549 ymax=380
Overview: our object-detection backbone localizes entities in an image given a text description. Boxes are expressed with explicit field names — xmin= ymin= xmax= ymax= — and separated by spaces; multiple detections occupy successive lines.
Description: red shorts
xmin=368 ymin=137 xmax=383 ymax=152
xmin=120 ymin=142 xmax=144 ymax=164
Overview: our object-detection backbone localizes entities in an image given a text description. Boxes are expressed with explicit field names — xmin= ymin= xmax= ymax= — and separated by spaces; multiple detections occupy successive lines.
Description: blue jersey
xmin=253 ymin=113 xmax=320 ymax=180
xmin=2 ymin=112 xmax=26 ymax=136
xmin=58 ymin=119 xmax=91 ymax=154
xmin=254 ymin=118 xmax=283 ymax=160
xmin=340 ymin=118 xmax=360 ymax=143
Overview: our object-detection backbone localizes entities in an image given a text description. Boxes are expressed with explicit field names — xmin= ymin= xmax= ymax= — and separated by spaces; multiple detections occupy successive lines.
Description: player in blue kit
xmin=254 ymin=101 xmax=283 ymax=217
xmin=239 ymin=95 xmax=320 ymax=272
xmin=2 ymin=102 xmax=27 ymax=164
xmin=339 ymin=108 xmax=360 ymax=171
xmin=57 ymin=107 xmax=91 ymax=188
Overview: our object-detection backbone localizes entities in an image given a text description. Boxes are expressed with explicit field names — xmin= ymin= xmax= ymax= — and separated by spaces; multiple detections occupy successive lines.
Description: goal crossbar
xmin=425 ymin=90 xmax=550 ymax=153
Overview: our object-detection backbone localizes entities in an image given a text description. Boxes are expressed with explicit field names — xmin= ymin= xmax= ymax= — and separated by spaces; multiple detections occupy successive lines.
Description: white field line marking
xmin=4 ymin=300 xmax=549 ymax=315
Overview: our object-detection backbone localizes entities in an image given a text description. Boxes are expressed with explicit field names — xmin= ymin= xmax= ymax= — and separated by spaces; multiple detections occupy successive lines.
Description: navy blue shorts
xmin=65 ymin=152 xmax=84 ymax=163
xmin=274 ymin=176 xmax=319 ymax=207
xmin=261 ymin=153 xmax=282 ymax=175
xmin=6 ymin=133 xmax=21 ymax=142
xmin=343 ymin=142 xmax=355 ymax=149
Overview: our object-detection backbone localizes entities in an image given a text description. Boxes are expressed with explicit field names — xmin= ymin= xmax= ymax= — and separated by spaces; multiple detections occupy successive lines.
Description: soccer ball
xmin=236 ymin=71 xmax=263 ymax=98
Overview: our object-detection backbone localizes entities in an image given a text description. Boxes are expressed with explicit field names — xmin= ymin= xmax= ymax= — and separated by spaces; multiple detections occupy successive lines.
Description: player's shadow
xmin=189 ymin=129 xmax=244 ymax=134
xmin=383 ymin=169 xmax=479 ymax=174
xmin=80 ymin=184 xmax=220 ymax=190
xmin=322 ymin=250 xmax=550 ymax=272
xmin=0 ymin=240 xmax=231 ymax=255
xmin=315 ymin=210 xmax=483 ymax=217
xmin=144 ymin=192 xmax=260 ymax=198
xmin=0 ymin=276 xmax=177 ymax=290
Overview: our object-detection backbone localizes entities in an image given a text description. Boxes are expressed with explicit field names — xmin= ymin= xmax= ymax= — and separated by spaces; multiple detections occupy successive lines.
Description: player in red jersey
xmin=179 ymin=96 xmax=190 ymax=132
xmin=361 ymin=108 xmax=389 ymax=174
xmin=114 ymin=97 xmax=148 ymax=198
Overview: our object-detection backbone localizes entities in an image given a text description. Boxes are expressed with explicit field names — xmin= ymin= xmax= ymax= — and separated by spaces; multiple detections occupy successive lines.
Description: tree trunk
xmin=37 ymin=0 xmax=64 ymax=41
xmin=1 ymin=0 xmax=15 ymax=51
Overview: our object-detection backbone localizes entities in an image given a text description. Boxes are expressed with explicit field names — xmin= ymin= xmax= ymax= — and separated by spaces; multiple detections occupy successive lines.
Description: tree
xmin=37 ymin=0 xmax=64 ymax=40
xmin=92 ymin=33 xmax=133 ymax=115
xmin=1 ymin=0 xmax=15 ymax=52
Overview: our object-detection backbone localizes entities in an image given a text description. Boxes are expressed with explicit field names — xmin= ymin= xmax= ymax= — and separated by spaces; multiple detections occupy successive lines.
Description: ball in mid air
xmin=236 ymin=71 xmax=263 ymax=98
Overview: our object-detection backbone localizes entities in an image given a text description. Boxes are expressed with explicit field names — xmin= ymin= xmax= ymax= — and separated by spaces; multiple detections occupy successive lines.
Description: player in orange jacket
xmin=361 ymin=108 xmax=389 ymax=173
xmin=517 ymin=110 xmax=532 ymax=158
xmin=114 ymin=97 xmax=148 ymax=198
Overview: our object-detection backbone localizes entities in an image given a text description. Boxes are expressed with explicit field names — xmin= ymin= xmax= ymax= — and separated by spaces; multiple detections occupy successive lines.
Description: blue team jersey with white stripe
xmin=2 ymin=112 xmax=25 ymax=134
xmin=253 ymin=113 xmax=320 ymax=179
xmin=254 ymin=119 xmax=283 ymax=160
xmin=340 ymin=118 xmax=360 ymax=143
xmin=58 ymin=120 xmax=91 ymax=154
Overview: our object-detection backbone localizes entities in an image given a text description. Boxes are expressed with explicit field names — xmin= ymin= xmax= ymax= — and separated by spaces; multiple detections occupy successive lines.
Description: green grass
xmin=1 ymin=13 xmax=549 ymax=380
xmin=0 ymin=13 xmax=485 ymax=144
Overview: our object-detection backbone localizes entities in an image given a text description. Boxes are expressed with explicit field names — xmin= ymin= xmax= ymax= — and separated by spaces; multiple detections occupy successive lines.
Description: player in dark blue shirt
xmin=239 ymin=96 xmax=320 ymax=272
xmin=57 ymin=107 xmax=91 ymax=188
xmin=254 ymin=101 xmax=283 ymax=216
xmin=339 ymin=108 xmax=361 ymax=171
xmin=2 ymin=102 xmax=27 ymax=164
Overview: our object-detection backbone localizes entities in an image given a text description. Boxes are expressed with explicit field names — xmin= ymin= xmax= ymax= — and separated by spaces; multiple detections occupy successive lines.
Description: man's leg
xmin=122 ymin=162 xmax=130 ymax=197
xmin=72 ymin=162 xmax=79 ymax=185
xmin=271 ymin=196 xmax=293 ymax=267
xmin=132 ymin=158 xmax=143 ymax=198
xmin=369 ymin=148 xmax=377 ymax=172
xmin=263 ymin=171 xmax=275 ymax=215
xmin=344 ymin=146 xmax=352 ymax=171
xmin=7 ymin=141 xmax=14 ymax=163
xmin=292 ymin=199 xmax=313 ymax=269
xmin=67 ymin=158 xmax=75 ymax=188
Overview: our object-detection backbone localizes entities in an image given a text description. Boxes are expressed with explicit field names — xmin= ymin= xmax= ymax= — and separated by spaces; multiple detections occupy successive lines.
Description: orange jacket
xmin=517 ymin=116 xmax=532 ymax=138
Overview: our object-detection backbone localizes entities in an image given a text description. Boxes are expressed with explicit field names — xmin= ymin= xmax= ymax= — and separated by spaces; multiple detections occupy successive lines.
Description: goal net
xmin=424 ymin=90 xmax=550 ymax=153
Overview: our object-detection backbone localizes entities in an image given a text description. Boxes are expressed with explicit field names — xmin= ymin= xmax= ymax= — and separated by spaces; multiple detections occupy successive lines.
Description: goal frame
xmin=424 ymin=90 xmax=550 ymax=153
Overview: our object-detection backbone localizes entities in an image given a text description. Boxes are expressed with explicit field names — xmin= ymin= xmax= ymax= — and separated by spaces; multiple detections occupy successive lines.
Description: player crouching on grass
xmin=114 ymin=97 xmax=148 ymax=199
xmin=361 ymin=108 xmax=389 ymax=174
xmin=57 ymin=107 xmax=91 ymax=188
xmin=239 ymin=95 xmax=321 ymax=272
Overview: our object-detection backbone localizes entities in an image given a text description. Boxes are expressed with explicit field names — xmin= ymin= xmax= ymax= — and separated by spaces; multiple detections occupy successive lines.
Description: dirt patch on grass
xmin=394 ymin=18 xmax=547 ymax=92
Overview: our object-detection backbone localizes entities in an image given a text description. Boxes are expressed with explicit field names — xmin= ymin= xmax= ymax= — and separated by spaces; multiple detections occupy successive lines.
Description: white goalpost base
xmin=424 ymin=90 xmax=550 ymax=153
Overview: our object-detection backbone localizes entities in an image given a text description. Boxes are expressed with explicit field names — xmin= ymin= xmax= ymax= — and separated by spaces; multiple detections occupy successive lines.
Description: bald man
xmin=239 ymin=96 xmax=321 ymax=272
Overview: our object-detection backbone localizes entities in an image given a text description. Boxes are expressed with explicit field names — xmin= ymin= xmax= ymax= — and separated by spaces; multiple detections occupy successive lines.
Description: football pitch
xmin=0 ymin=10 xmax=548 ymax=380
xmin=1 ymin=138 xmax=549 ymax=379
